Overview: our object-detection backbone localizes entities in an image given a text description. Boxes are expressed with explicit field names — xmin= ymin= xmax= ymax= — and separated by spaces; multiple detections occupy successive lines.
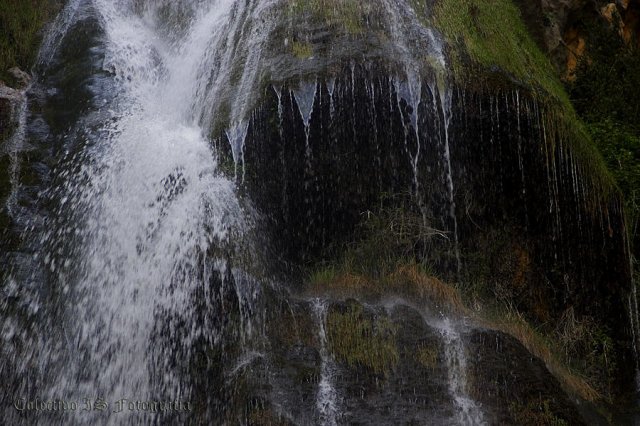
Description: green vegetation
xmin=305 ymin=196 xmax=611 ymax=402
xmin=569 ymin=15 xmax=640 ymax=249
xmin=291 ymin=40 xmax=314 ymax=59
xmin=478 ymin=305 xmax=602 ymax=402
xmin=0 ymin=0 xmax=59 ymax=84
xmin=287 ymin=0 xmax=367 ymax=34
xmin=567 ymin=12 xmax=640 ymax=349
xmin=415 ymin=344 xmax=439 ymax=370
xmin=326 ymin=300 xmax=399 ymax=375
xmin=306 ymin=194 xmax=465 ymax=313
xmin=433 ymin=0 xmax=562 ymax=99
xmin=432 ymin=0 xmax=615 ymax=197
xmin=314 ymin=192 xmax=442 ymax=279
xmin=308 ymin=262 xmax=464 ymax=314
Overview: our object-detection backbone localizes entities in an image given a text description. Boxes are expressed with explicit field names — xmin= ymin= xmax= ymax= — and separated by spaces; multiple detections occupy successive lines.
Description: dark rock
xmin=216 ymin=59 xmax=634 ymax=398
xmin=332 ymin=303 xmax=455 ymax=425
xmin=466 ymin=329 xmax=603 ymax=425
xmin=8 ymin=67 xmax=31 ymax=89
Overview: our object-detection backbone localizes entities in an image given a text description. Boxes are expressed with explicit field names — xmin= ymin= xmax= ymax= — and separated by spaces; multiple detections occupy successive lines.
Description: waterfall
xmin=1 ymin=0 xmax=463 ymax=421
xmin=0 ymin=1 xmax=278 ymax=423
xmin=5 ymin=0 xmax=631 ymax=423
xmin=59 ymin=0 xmax=249 ymax=400
xmin=36 ymin=0 xmax=84 ymax=68
xmin=380 ymin=299 xmax=486 ymax=424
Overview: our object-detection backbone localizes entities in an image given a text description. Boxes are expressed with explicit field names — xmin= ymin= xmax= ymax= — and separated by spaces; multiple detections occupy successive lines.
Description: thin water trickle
xmin=5 ymin=91 xmax=28 ymax=221
xmin=380 ymin=299 xmax=486 ymax=424
xmin=36 ymin=0 xmax=84 ymax=69
xmin=313 ymin=299 xmax=339 ymax=426
xmin=327 ymin=77 xmax=336 ymax=120
xmin=293 ymin=80 xmax=318 ymax=152
xmin=631 ymin=277 xmax=640 ymax=392
xmin=225 ymin=120 xmax=249 ymax=182
xmin=435 ymin=81 xmax=461 ymax=275
xmin=436 ymin=319 xmax=486 ymax=426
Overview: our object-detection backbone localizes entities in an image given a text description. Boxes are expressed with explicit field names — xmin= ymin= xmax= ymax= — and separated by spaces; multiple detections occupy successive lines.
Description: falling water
xmin=4 ymin=0 xmax=616 ymax=423
xmin=293 ymin=82 xmax=318 ymax=139
xmin=327 ymin=77 xmax=336 ymax=119
xmin=225 ymin=121 xmax=249 ymax=181
xmin=4 ymin=91 xmax=28 ymax=220
xmin=313 ymin=299 xmax=340 ymax=426
xmin=36 ymin=0 xmax=84 ymax=68
xmin=630 ymin=273 xmax=640 ymax=391
xmin=381 ymin=299 xmax=486 ymax=425
xmin=435 ymin=81 xmax=461 ymax=275
xmin=0 ymin=1 xmax=281 ymax=423
xmin=293 ymin=80 xmax=318 ymax=197
xmin=436 ymin=319 xmax=486 ymax=425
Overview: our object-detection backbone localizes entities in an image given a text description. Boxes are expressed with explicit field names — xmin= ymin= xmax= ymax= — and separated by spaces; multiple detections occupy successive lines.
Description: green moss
xmin=304 ymin=194 xmax=464 ymax=312
xmin=326 ymin=300 xmax=399 ymax=375
xmin=308 ymin=265 xmax=338 ymax=287
xmin=288 ymin=0 xmax=366 ymax=34
xmin=432 ymin=0 xmax=615 ymax=198
xmin=433 ymin=0 xmax=558 ymax=97
xmin=0 ymin=0 xmax=58 ymax=82
xmin=306 ymin=199 xmax=605 ymax=401
xmin=415 ymin=345 xmax=439 ymax=370
xmin=291 ymin=40 xmax=314 ymax=59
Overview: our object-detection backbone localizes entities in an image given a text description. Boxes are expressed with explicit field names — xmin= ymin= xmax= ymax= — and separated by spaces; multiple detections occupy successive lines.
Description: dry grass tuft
xmin=307 ymin=263 xmax=601 ymax=402
xmin=307 ymin=262 xmax=465 ymax=314
xmin=387 ymin=264 xmax=465 ymax=313
xmin=479 ymin=308 xmax=601 ymax=402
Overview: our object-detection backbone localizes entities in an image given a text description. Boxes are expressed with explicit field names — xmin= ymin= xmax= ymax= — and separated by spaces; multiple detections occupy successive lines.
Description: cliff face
xmin=211 ymin=0 xmax=636 ymax=418
xmin=0 ymin=0 xmax=638 ymax=424
xmin=0 ymin=73 xmax=30 ymax=256
xmin=511 ymin=0 xmax=640 ymax=78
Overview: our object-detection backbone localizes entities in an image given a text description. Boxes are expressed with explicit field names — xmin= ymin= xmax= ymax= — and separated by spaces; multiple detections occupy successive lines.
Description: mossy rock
xmin=326 ymin=299 xmax=399 ymax=376
xmin=0 ymin=0 xmax=62 ymax=83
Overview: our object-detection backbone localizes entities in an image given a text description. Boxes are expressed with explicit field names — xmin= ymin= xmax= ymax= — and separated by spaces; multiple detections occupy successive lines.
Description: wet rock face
xmin=216 ymin=59 xmax=634 ymax=395
xmin=229 ymin=295 xmax=599 ymax=425
xmin=328 ymin=303 xmax=454 ymax=425
xmin=0 ymin=1 xmax=636 ymax=424
xmin=7 ymin=67 xmax=32 ymax=88
xmin=467 ymin=330 xmax=593 ymax=425
xmin=259 ymin=298 xmax=459 ymax=424
xmin=0 ymin=84 xmax=23 ymax=257
xmin=510 ymin=0 xmax=590 ymax=72
xmin=0 ymin=86 xmax=17 ymax=138
xmin=513 ymin=0 xmax=640 ymax=75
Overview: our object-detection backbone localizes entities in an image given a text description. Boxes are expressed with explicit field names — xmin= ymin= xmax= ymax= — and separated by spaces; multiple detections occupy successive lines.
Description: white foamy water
xmin=313 ymin=299 xmax=340 ymax=426
xmin=0 ymin=0 xmax=487 ymax=423
xmin=35 ymin=0 xmax=272 ymax=416
xmin=436 ymin=319 xmax=486 ymax=426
